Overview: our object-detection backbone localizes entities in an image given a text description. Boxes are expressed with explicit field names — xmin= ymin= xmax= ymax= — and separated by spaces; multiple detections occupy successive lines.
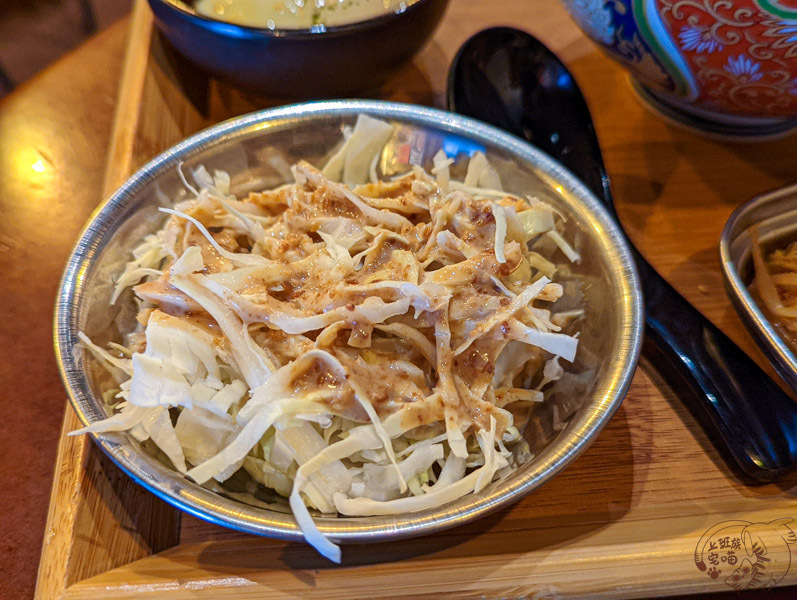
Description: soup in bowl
xmin=195 ymin=0 xmax=417 ymax=29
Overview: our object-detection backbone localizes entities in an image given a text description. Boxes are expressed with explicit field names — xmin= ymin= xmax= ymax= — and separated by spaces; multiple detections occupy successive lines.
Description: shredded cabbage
xmin=322 ymin=114 xmax=395 ymax=187
xmin=492 ymin=202 xmax=507 ymax=264
xmin=74 ymin=116 xmax=585 ymax=563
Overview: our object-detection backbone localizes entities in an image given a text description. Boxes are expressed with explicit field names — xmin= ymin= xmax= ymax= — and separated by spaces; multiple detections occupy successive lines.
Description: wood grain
xmin=58 ymin=502 xmax=797 ymax=600
xmin=0 ymin=16 xmax=154 ymax=600
xmin=36 ymin=0 xmax=797 ymax=598
xmin=34 ymin=8 xmax=182 ymax=600
xmin=36 ymin=7 xmax=214 ymax=595
xmin=102 ymin=0 xmax=156 ymax=198
xmin=35 ymin=412 xmax=180 ymax=599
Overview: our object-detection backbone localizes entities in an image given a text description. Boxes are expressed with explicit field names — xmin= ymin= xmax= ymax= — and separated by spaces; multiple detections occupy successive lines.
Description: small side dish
xmin=720 ymin=183 xmax=797 ymax=392
xmin=72 ymin=115 xmax=585 ymax=561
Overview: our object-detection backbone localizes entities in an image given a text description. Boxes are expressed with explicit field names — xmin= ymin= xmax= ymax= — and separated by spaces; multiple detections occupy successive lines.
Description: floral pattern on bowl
xmin=563 ymin=0 xmax=797 ymax=135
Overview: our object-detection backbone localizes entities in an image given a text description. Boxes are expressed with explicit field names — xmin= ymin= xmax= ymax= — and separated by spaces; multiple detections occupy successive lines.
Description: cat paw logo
xmin=694 ymin=518 xmax=797 ymax=591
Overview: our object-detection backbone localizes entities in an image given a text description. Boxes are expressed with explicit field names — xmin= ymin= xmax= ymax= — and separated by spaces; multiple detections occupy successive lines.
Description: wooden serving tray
xmin=36 ymin=1 xmax=797 ymax=598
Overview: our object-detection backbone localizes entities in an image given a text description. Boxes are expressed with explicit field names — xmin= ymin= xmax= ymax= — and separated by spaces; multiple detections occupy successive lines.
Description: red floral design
xmin=657 ymin=0 xmax=797 ymax=117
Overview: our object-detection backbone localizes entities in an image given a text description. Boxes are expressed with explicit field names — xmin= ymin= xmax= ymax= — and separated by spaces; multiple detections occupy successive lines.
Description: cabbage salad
xmin=74 ymin=115 xmax=583 ymax=561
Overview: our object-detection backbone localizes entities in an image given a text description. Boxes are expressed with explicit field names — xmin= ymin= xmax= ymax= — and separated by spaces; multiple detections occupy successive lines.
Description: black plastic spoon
xmin=447 ymin=27 xmax=797 ymax=483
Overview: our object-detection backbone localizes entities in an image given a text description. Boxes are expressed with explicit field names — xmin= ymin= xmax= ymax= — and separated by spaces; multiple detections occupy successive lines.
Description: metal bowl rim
xmin=719 ymin=183 xmax=797 ymax=389
xmin=55 ymin=99 xmax=643 ymax=544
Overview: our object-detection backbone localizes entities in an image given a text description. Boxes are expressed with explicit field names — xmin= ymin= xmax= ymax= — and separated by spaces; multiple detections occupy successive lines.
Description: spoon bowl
xmin=448 ymin=28 xmax=608 ymax=205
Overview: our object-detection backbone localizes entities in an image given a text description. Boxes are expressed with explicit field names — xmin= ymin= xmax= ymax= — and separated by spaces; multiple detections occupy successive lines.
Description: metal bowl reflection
xmin=55 ymin=100 xmax=642 ymax=548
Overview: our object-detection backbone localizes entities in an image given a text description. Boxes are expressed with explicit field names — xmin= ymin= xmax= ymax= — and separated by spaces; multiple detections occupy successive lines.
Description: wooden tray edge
xmin=35 ymin=3 xmax=165 ymax=598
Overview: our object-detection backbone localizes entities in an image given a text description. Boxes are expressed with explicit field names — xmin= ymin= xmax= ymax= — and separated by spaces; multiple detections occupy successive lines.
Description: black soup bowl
xmin=147 ymin=0 xmax=450 ymax=97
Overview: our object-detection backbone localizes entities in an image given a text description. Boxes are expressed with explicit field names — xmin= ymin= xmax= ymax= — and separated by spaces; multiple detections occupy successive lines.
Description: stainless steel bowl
xmin=720 ymin=184 xmax=797 ymax=392
xmin=55 ymin=101 xmax=642 ymax=547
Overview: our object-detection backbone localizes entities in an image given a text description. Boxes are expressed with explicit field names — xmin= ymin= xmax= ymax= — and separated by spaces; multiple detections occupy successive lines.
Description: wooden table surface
xmin=0 ymin=20 xmax=130 ymax=600
xmin=0 ymin=1 xmax=795 ymax=598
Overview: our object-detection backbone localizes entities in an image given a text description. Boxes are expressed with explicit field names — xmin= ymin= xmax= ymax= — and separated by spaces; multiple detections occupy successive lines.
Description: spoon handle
xmin=597 ymin=178 xmax=797 ymax=482
xmin=562 ymin=129 xmax=797 ymax=482
xmin=554 ymin=115 xmax=797 ymax=482
xmin=639 ymin=251 xmax=797 ymax=482
xmin=564 ymin=138 xmax=797 ymax=483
